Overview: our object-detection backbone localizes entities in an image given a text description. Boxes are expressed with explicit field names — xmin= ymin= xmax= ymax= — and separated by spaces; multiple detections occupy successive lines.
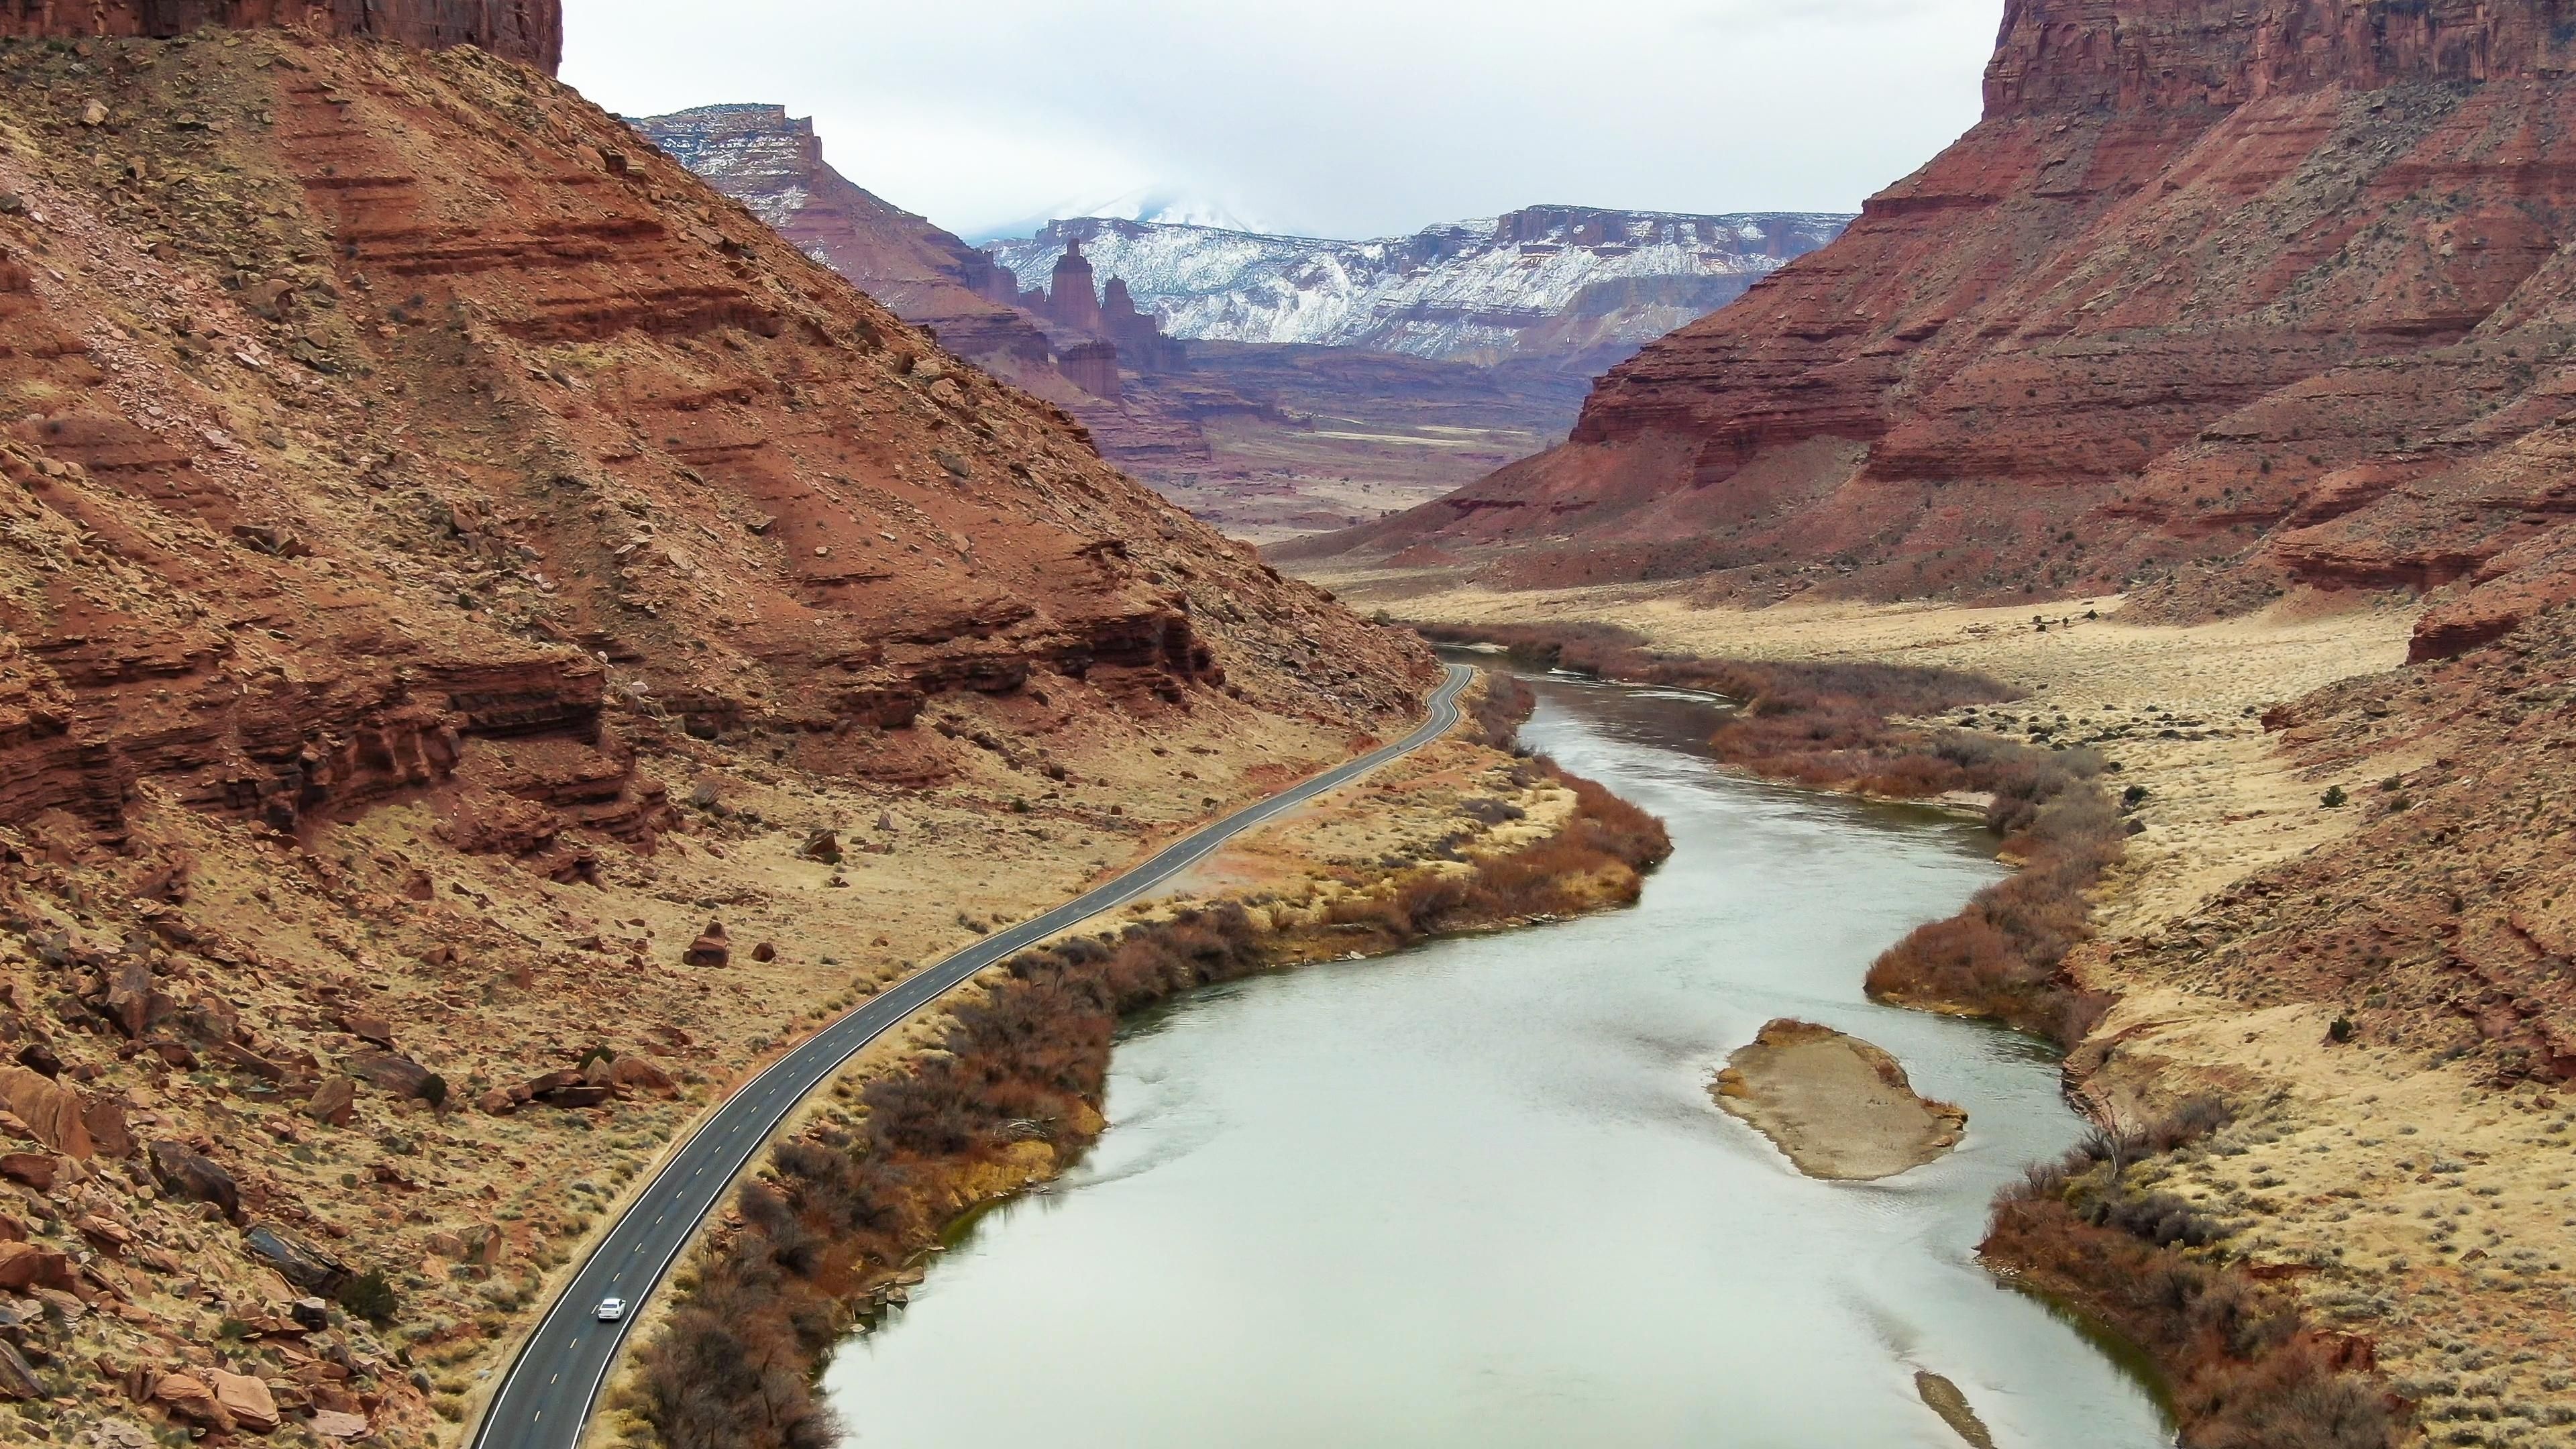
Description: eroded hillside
xmin=0 ymin=20 xmax=1433 ymax=1447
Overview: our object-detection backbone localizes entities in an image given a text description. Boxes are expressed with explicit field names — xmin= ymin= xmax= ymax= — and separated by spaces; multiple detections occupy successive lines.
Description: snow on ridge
xmin=984 ymin=207 xmax=1852 ymax=360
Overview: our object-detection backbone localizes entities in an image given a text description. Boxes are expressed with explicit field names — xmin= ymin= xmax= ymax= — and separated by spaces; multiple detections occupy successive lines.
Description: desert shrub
xmin=337 ymin=1271 xmax=400 ymax=1328
xmin=1987 ymin=1096 xmax=2396 ymax=1449
xmin=1468 ymin=672 xmax=1538 ymax=750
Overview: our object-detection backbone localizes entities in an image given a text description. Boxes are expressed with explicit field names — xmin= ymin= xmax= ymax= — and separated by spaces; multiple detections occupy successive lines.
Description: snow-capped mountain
xmin=984 ymin=207 xmax=1850 ymax=366
xmin=968 ymin=188 xmax=1268 ymax=244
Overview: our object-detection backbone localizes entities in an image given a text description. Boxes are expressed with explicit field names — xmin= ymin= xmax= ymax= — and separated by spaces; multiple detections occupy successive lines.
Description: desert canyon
xmin=0 ymin=1 xmax=2567 ymax=1449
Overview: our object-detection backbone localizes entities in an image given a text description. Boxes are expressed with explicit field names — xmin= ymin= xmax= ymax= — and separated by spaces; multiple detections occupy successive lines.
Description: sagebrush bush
xmin=1986 ymin=1099 xmax=2397 ymax=1449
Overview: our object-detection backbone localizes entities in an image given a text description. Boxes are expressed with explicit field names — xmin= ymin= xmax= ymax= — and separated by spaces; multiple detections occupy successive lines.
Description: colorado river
xmin=821 ymin=672 xmax=2174 ymax=1448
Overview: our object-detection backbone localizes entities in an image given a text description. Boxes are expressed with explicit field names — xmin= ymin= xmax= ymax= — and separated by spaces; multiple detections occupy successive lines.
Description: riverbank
xmin=1338 ymin=582 xmax=2576 ymax=1439
xmin=1373 ymin=598 xmax=2428 ymax=1448
xmin=1418 ymin=620 xmax=2125 ymax=1046
xmin=809 ymin=664 xmax=2168 ymax=1448
xmin=592 ymin=678 xmax=1671 ymax=1449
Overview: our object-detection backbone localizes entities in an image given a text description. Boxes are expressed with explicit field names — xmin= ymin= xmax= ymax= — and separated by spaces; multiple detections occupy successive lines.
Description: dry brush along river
xmin=822 ymin=672 xmax=2175 ymax=1448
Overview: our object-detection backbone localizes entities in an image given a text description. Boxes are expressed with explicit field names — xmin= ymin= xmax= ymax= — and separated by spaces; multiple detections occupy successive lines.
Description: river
xmin=820 ymin=671 xmax=2174 ymax=1448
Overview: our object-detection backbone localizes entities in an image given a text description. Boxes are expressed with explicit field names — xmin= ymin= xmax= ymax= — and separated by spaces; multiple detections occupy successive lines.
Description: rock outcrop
xmin=0 ymin=0 xmax=561 ymax=72
xmin=0 ymin=19 xmax=1436 ymax=1449
xmin=1043 ymin=239 xmax=1106 ymax=334
xmin=1288 ymin=0 xmax=2576 ymax=664
xmin=627 ymin=104 xmax=1203 ymax=471
xmin=625 ymin=105 xmax=1057 ymax=373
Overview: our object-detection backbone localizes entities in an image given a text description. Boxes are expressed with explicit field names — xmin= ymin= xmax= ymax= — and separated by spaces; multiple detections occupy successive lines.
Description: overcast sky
xmin=561 ymin=0 xmax=2000 ymax=242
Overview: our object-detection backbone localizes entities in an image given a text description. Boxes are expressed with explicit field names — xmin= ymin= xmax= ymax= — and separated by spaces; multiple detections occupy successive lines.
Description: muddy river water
xmin=821 ymin=672 xmax=2174 ymax=1447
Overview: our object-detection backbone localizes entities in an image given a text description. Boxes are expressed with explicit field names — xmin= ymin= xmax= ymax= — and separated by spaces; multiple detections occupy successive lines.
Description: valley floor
xmin=1301 ymin=568 xmax=2576 ymax=1443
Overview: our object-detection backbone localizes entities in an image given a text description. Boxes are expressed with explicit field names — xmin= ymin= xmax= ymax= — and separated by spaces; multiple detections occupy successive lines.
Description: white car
xmin=594 ymin=1298 xmax=627 ymax=1323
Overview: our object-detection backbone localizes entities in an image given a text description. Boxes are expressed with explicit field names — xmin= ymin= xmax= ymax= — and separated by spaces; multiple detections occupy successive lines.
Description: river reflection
xmin=822 ymin=671 xmax=2174 ymax=1448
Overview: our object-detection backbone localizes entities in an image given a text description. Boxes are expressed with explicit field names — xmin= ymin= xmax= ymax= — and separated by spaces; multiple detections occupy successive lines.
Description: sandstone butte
xmin=1288 ymin=0 xmax=2576 ymax=668
xmin=0 ymin=3 xmax=1451 ymax=1444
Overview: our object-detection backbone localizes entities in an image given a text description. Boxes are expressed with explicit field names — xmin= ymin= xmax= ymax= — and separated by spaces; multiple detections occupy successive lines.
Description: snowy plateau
xmin=985 ymin=208 xmax=1850 ymax=365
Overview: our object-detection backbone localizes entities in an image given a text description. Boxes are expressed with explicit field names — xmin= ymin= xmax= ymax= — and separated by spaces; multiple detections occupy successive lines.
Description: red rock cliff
xmin=0 ymin=29 xmax=1430 ymax=860
xmin=0 ymin=0 xmax=561 ymax=71
xmin=1291 ymin=0 xmax=2576 ymax=663
xmin=627 ymin=105 xmax=1055 ymax=372
xmin=1988 ymin=0 xmax=2576 ymax=114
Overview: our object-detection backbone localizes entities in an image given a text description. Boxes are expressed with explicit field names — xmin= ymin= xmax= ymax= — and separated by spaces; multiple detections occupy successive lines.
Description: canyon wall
xmin=1987 ymin=0 xmax=2576 ymax=113
xmin=0 ymin=34 xmax=1430 ymax=857
xmin=1287 ymin=0 xmax=2576 ymax=665
xmin=627 ymin=104 xmax=1055 ymax=372
xmin=0 ymin=23 xmax=1437 ymax=1447
xmin=0 ymin=0 xmax=560 ymax=70
xmin=629 ymin=103 xmax=1198 ymax=466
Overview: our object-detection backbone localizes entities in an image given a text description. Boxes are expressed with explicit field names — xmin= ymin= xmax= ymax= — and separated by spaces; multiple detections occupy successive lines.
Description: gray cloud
xmin=562 ymin=0 xmax=1997 ymax=241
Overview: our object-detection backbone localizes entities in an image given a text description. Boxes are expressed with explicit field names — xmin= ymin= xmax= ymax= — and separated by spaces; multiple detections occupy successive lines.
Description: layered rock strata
xmin=0 ymin=14 xmax=1438 ymax=1447
xmin=0 ymin=0 xmax=560 ymax=70
xmin=0 ymin=30 xmax=1431 ymax=861
xmin=1289 ymin=0 xmax=2576 ymax=666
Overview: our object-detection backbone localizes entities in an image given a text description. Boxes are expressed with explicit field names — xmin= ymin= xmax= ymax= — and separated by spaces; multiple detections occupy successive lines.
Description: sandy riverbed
xmin=1711 ymin=1019 xmax=1968 ymax=1181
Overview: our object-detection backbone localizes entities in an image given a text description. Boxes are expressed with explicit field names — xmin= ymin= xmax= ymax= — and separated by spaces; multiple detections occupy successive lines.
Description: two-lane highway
xmin=471 ymin=663 xmax=1474 ymax=1449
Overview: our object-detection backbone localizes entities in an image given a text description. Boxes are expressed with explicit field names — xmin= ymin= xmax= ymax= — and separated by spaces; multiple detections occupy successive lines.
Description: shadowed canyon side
xmin=0 ymin=9 xmax=1444 ymax=1444
xmin=1287 ymin=0 xmax=2576 ymax=664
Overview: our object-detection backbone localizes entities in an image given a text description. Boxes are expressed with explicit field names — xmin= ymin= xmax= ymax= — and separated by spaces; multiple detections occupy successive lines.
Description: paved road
xmin=470 ymin=663 xmax=1474 ymax=1449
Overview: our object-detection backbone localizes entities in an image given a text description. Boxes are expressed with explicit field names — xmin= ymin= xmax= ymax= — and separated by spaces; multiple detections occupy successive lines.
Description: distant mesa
xmin=627 ymin=105 xmax=1187 ymax=409
xmin=983 ymin=207 xmax=1850 ymax=371
xmin=1057 ymin=341 xmax=1122 ymax=402
xmin=627 ymin=103 xmax=1814 ymax=543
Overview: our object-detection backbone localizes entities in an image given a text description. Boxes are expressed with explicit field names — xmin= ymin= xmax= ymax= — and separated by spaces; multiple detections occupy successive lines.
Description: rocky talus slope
xmin=1290 ymin=0 xmax=2576 ymax=669
xmin=2058 ymin=608 xmax=2576 ymax=1440
xmin=0 ymin=19 xmax=1433 ymax=1448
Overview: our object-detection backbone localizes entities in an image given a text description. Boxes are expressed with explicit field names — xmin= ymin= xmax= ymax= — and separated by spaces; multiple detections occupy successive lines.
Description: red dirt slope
xmin=0 ymin=15 xmax=1436 ymax=1445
